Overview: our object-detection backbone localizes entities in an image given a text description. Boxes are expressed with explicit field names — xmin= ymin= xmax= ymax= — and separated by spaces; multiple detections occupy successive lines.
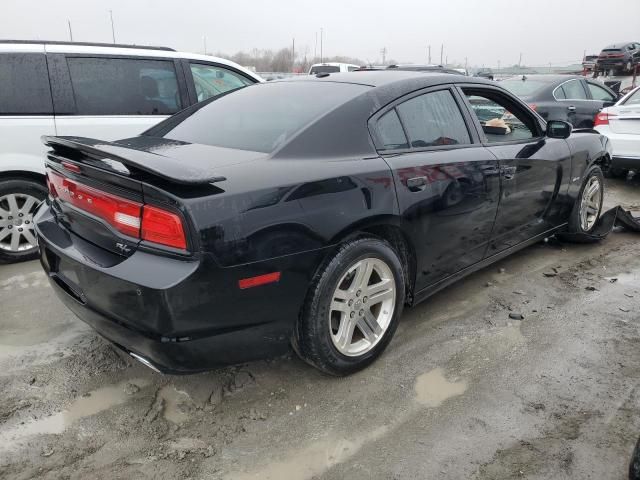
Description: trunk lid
xmin=608 ymin=106 xmax=640 ymax=135
xmin=43 ymin=135 xmax=254 ymax=257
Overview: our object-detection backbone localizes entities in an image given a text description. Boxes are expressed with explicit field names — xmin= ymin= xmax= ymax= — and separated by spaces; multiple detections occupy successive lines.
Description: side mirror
xmin=546 ymin=120 xmax=572 ymax=139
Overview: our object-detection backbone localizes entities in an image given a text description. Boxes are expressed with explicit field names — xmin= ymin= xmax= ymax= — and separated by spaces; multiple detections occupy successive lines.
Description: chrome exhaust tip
xmin=129 ymin=352 xmax=161 ymax=373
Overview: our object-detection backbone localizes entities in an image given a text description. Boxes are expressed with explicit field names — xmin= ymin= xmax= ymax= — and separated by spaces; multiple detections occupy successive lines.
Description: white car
xmin=308 ymin=62 xmax=360 ymax=74
xmin=595 ymin=85 xmax=640 ymax=178
xmin=0 ymin=40 xmax=262 ymax=262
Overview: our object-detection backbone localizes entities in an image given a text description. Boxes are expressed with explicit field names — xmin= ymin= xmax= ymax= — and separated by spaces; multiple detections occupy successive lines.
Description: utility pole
xmin=518 ymin=52 xmax=522 ymax=67
xmin=67 ymin=20 xmax=73 ymax=42
xmin=440 ymin=44 xmax=443 ymax=65
xmin=320 ymin=28 xmax=323 ymax=63
xmin=465 ymin=56 xmax=468 ymax=72
xmin=445 ymin=55 xmax=448 ymax=66
xmin=203 ymin=36 xmax=207 ymax=55
xmin=109 ymin=10 xmax=115 ymax=44
xmin=428 ymin=45 xmax=431 ymax=64
xmin=314 ymin=32 xmax=317 ymax=60
xmin=381 ymin=47 xmax=387 ymax=65
xmin=292 ymin=38 xmax=295 ymax=72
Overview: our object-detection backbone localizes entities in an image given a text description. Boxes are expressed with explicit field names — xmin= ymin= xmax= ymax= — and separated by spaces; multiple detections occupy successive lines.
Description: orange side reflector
xmin=238 ymin=272 xmax=281 ymax=290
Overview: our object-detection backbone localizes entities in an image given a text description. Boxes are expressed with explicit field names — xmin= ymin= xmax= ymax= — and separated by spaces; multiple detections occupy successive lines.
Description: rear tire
xmin=567 ymin=166 xmax=604 ymax=235
xmin=294 ymin=237 xmax=405 ymax=376
xmin=0 ymin=178 xmax=47 ymax=264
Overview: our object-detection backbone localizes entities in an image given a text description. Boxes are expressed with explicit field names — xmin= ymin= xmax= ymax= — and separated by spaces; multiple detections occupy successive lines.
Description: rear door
xmin=370 ymin=86 xmax=500 ymax=290
xmin=554 ymin=79 xmax=600 ymax=127
xmin=0 ymin=49 xmax=55 ymax=175
xmin=51 ymin=54 xmax=188 ymax=140
xmin=458 ymin=85 xmax=572 ymax=252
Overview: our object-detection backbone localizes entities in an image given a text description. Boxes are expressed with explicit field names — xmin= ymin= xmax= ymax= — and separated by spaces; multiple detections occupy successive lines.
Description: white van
xmin=308 ymin=62 xmax=360 ymax=74
xmin=0 ymin=40 xmax=262 ymax=262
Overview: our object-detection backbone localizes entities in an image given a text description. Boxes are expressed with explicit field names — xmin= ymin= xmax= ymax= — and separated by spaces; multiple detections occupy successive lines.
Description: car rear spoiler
xmin=42 ymin=136 xmax=227 ymax=185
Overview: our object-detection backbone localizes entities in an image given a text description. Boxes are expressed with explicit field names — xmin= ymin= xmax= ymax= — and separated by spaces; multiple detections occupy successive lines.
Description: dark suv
xmin=597 ymin=42 xmax=640 ymax=74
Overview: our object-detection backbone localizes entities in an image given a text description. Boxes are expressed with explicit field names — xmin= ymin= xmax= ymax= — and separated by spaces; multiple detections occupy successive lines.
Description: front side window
xmin=463 ymin=90 xmax=535 ymax=143
xmin=587 ymin=82 xmax=615 ymax=101
xmin=189 ymin=64 xmax=253 ymax=102
xmin=67 ymin=57 xmax=182 ymax=115
xmin=560 ymin=80 xmax=588 ymax=100
xmin=0 ymin=53 xmax=53 ymax=115
xmin=396 ymin=90 xmax=470 ymax=148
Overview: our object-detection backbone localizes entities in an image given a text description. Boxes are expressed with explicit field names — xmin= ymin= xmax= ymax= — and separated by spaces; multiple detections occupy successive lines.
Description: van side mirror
xmin=546 ymin=120 xmax=572 ymax=139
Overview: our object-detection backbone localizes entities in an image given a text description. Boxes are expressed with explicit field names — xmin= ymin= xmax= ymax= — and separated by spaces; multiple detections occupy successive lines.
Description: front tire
xmin=0 ymin=178 xmax=47 ymax=264
xmin=568 ymin=166 xmax=604 ymax=235
xmin=294 ymin=237 xmax=405 ymax=376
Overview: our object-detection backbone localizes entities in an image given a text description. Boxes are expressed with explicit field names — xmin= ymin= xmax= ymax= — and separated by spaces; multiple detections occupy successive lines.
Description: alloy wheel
xmin=0 ymin=193 xmax=40 ymax=253
xmin=579 ymin=176 xmax=602 ymax=232
xmin=329 ymin=257 xmax=396 ymax=356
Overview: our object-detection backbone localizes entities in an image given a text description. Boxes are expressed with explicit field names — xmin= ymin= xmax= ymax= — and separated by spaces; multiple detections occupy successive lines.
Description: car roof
xmin=602 ymin=42 xmax=636 ymax=49
xmin=309 ymin=62 xmax=359 ymax=67
xmin=502 ymin=74 xmax=584 ymax=84
xmin=0 ymin=40 xmax=262 ymax=82
xmin=280 ymin=70 xmax=490 ymax=88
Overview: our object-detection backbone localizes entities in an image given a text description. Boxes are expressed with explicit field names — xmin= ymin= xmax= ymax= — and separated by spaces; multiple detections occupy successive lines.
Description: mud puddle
xmin=0 ymin=378 xmax=150 ymax=450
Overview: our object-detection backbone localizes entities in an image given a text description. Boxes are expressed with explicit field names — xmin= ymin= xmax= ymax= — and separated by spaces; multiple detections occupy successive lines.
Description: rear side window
xmin=623 ymin=88 xmax=640 ymax=106
xmin=561 ymin=80 xmax=588 ymax=100
xmin=154 ymin=81 xmax=369 ymax=153
xmin=396 ymin=90 xmax=470 ymax=147
xmin=67 ymin=57 xmax=182 ymax=115
xmin=376 ymin=109 xmax=408 ymax=150
xmin=189 ymin=63 xmax=253 ymax=102
xmin=0 ymin=53 xmax=53 ymax=115
xmin=309 ymin=65 xmax=340 ymax=74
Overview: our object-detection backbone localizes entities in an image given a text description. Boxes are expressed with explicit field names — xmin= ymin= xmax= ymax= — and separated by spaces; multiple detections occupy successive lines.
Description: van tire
xmin=0 ymin=178 xmax=47 ymax=264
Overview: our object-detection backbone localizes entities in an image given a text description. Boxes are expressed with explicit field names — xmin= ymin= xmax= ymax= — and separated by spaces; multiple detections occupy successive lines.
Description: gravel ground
xmin=0 ymin=176 xmax=639 ymax=480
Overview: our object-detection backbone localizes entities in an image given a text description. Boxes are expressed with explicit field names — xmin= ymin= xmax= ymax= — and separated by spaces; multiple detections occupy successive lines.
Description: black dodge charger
xmin=35 ymin=71 xmax=612 ymax=375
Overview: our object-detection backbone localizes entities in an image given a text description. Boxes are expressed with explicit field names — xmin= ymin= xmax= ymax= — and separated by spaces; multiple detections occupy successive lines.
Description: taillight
xmin=47 ymin=170 xmax=142 ymax=237
xmin=47 ymin=169 xmax=187 ymax=251
xmin=594 ymin=111 xmax=615 ymax=127
xmin=141 ymin=205 xmax=187 ymax=250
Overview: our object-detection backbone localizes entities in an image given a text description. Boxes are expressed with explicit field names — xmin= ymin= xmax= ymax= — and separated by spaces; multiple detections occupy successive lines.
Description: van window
xmin=0 ymin=53 xmax=53 ymax=115
xmin=67 ymin=57 xmax=182 ymax=115
xmin=189 ymin=63 xmax=253 ymax=102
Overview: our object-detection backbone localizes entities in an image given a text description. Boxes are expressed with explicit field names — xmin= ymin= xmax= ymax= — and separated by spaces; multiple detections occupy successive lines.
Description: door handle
xmin=567 ymin=105 xmax=577 ymax=112
xmin=501 ymin=166 xmax=517 ymax=180
xmin=407 ymin=176 xmax=427 ymax=192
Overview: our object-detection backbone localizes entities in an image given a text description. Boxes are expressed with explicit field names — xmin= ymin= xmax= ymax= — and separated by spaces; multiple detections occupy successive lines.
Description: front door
xmin=370 ymin=87 xmax=500 ymax=291
xmin=458 ymin=86 xmax=572 ymax=253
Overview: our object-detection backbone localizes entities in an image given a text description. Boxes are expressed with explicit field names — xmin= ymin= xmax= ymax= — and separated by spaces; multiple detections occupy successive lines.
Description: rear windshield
xmin=309 ymin=65 xmax=340 ymax=74
xmin=150 ymin=81 xmax=369 ymax=153
xmin=500 ymin=79 xmax=550 ymax=97
xmin=602 ymin=49 xmax=622 ymax=53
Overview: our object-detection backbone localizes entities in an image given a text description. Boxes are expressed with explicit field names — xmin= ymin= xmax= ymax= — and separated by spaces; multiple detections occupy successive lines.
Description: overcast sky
xmin=2 ymin=0 xmax=639 ymax=67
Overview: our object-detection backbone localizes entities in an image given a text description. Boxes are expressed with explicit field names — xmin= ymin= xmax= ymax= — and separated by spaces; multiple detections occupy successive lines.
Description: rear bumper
xmin=35 ymin=204 xmax=327 ymax=373
xmin=48 ymin=278 xmax=292 ymax=373
xmin=597 ymin=59 xmax=628 ymax=68
xmin=612 ymin=155 xmax=640 ymax=170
